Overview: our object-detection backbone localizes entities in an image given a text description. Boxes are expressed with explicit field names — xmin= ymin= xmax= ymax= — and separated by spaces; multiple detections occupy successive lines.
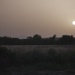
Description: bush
xmin=0 ymin=46 xmax=16 ymax=66
xmin=0 ymin=46 xmax=75 ymax=70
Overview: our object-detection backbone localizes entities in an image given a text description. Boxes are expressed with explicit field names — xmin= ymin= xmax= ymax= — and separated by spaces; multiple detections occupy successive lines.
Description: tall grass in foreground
xmin=0 ymin=46 xmax=75 ymax=70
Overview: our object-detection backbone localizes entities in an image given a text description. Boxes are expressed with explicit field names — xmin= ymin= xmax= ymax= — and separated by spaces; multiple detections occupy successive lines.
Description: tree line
xmin=0 ymin=34 xmax=75 ymax=45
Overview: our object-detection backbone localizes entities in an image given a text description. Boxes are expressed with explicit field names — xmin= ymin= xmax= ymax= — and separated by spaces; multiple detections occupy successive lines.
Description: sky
xmin=0 ymin=0 xmax=75 ymax=38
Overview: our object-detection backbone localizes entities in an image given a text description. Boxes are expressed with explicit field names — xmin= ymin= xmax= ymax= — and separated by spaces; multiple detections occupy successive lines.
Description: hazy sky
xmin=0 ymin=0 xmax=75 ymax=38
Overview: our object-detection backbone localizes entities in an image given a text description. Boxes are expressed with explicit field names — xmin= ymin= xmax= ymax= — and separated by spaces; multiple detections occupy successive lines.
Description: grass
xmin=0 ymin=46 xmax=75 ymax=74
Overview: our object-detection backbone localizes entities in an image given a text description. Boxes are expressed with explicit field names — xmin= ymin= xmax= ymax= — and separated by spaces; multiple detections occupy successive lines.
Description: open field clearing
xmin=3 ymin=45 xmax=75 ymax=53
xmin=1 ymin=69 xmax=75 ymax=75
xmin=1 ymin=45 xmax=75 ymax=75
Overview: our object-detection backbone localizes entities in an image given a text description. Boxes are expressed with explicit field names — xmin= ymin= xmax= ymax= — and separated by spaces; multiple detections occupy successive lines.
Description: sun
xmin=72 ymin=21 xmax=75 ymax=25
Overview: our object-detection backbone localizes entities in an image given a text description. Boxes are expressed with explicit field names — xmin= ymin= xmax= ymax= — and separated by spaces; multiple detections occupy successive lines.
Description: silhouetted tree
xmin=33 ymin=34 xmax=42 ymax=40
xmin=50 ymin=34 xmax=56 ymax=44
xmin=59 ymin=35 xmax=74 ymax=44
xmin=27 ymin=36 xmax=33 ymax=39
xmin=52 ymin=34 xmax=56 ymax=39
xmin=0 ymin=34 xmax=75 ymax=45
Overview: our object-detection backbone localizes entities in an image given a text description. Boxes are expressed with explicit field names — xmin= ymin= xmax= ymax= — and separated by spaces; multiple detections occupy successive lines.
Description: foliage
xmin=0 ymin=34 xmax=75 ymax=45
xmin=0 ymin=46 xmax=16 ymax=67
xmin=1 ymin=46 xmax=75 ymax=70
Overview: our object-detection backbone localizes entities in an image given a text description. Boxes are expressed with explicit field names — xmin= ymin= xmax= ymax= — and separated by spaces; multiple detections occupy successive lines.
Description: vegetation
xmin=0 ymin=34 xmax=75 ymax=45
xmin=0 ymin=46 xmax=16 ymax=67
xmin=0 ymin=46 xmax=75 ymax=71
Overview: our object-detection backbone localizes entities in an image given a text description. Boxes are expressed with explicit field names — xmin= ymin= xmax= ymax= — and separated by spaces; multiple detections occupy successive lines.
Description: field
xmin=1 ymin=45 xmax=75 ymax=75
xmin=3 ymin=45 xmax=75 ymax=53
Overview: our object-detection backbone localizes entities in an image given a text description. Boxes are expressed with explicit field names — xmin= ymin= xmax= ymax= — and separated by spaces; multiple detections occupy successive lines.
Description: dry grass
xmin=3 ymin=45 xmax=75 ymax=53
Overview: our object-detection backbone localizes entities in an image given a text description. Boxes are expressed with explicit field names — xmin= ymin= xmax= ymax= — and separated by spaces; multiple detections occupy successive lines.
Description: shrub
xmin=0 ymin=46 xmax=16 ymax=66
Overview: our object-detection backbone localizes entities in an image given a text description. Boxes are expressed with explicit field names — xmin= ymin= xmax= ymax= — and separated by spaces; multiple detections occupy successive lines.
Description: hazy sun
xmin=72 ymin=21 xmax=75 ymax=25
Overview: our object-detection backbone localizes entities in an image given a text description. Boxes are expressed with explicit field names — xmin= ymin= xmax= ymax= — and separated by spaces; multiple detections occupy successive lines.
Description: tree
xmin=27 ymin=36 xmax=33 ymax=39
xmin=49 ymin=34 xmax=56 ymax=44
xmin=33 ymin=34 xmax=42 ymax=40
xmin=59 ymin=35 xmax=74 ymax=44
xmin=51 ymin=34 xmax=56 ymax=40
